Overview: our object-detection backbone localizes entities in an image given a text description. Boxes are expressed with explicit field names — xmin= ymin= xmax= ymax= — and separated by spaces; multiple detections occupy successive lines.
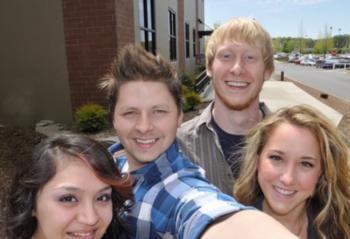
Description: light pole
xmin=337 ymin=28 xmax=342 ymax=51
xmin=329 ymin=26 xmax=333 ymax=54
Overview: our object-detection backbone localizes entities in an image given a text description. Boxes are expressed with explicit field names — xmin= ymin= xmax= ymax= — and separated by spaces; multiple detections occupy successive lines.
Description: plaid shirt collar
xmin=109 ymin=140 xmax=205 ymax=196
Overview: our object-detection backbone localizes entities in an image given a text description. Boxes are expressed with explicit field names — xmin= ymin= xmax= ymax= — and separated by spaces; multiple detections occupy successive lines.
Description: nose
xmin=279 ymin=165 xmax=296 ymax=186
xmin=77 ymin=202 xmax=99 ymax=226
xmin=135 ymin=113 xmax=153 ymax=133
xmin=230 ymin=58 xmax=244 ymax=75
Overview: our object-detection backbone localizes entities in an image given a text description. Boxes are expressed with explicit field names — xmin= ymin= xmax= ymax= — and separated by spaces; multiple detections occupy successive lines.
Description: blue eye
xmin=153 ymin=109 xmax=168 ymax=116
xmin=301 ymin=161 xmax=314 ymax=168
xmin=244 ymin=54 xmax=256 ymax=62
xmin=268 ymin=154 xmax=282 ymax=161
xmin=59 ymin=194 xmax=78 ymax=203
xmin=217 ymin=51 xmax=233 ymax=61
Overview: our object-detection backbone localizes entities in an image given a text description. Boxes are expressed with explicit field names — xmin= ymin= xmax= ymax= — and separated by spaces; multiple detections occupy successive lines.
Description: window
xmin=139 ymin=0 xmax=156 ymax=54
xmin=168 ymin=9 xmax=176 ymax=61
xmin=192 ymin=29 xmax=196 ymax=57
xmin=185 ymin=23 xmax=190 ymax=58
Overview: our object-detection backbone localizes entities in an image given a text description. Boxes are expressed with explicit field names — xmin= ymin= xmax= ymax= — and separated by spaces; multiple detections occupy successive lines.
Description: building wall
xmin=115 ymin=0 xmax=135 ymax=50
xmin=63 ymin=0 xmax=134 ymax=114
xmin=197 ymin=0 xmax=205 ymax=58
xmin=154 ymin=0 xmax=178 ymax=61
xmin=184 ymin=0 xmax=197 ymax=72
xmin=0 ymin=0 xmax=72 ymax=126
xmin=0 ymin=0 xmax=202 ymax=126
xmin=133 ymin=0 xmax=204 ymax=73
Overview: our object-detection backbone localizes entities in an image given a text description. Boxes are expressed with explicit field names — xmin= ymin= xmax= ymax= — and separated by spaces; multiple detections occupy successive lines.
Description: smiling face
xmin=32 ymin=157 xmax=113 ymax=239
xmin=207 ymin=41 xmax=271 ymax=111
xmin=113 ymin=80 xmax=183 ymax=171
xmin=257 ymin=122 xmax=322 ymax=218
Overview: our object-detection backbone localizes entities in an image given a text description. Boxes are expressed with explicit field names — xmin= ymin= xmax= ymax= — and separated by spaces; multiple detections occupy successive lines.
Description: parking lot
xmin=275 ymin=52 xmax=350 ymax=69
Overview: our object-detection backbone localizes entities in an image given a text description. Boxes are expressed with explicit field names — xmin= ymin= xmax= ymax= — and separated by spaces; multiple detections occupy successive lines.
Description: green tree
xmin=272 ymin=38 xmax=282 ymax=52
xmin=313 ymin=39 xmax=324 ymax=54
xmin=284 ymin=39 xmax=296 ymax=53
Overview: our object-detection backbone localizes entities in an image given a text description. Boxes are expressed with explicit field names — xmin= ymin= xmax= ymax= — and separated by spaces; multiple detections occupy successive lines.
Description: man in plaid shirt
xmin=101 ymin=44 xmax=296 ymax=239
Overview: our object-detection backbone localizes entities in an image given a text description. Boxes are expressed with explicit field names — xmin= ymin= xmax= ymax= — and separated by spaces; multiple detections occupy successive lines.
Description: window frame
xmin=139 ymin=0 xmax=156 ymax=54
xmin=168 ymin=9 xmax=177 ymax=61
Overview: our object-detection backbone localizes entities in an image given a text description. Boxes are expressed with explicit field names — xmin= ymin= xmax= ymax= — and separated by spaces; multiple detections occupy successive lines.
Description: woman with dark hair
xmin=5 ymin=133 xmax=133 ymax=239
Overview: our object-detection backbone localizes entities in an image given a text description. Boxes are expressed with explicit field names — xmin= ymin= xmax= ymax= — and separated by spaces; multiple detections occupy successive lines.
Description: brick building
xmin=0 ymin=0 xmax=205 ymax=126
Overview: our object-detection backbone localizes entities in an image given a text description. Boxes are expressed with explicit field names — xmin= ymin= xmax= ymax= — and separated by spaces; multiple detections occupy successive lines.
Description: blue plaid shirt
xmin=109 ymin=140 xmax=248 ymax=239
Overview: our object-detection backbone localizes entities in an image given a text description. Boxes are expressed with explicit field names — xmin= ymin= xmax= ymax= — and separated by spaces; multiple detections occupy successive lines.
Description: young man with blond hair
xmin=178 ymin=17 xmax=275 ymax=195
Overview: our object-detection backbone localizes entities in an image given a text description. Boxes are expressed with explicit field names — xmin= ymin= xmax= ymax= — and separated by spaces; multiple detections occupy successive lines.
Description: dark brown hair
xmin=5 ymin=133 xmax=133 ymax=239
xmin=100 ymin=44 xmax=183 ymax=120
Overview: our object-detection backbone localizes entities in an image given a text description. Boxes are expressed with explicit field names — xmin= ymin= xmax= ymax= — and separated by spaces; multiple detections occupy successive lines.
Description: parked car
xmin=300 ymin=59 xmax=316 ymax=66
xmin=320 ymin=58 xmax=341 ymax=69
xmin=274 ymin=52 xmax=288 ymax=60
xmin=288 ymin=52 xmax=301 ymax=63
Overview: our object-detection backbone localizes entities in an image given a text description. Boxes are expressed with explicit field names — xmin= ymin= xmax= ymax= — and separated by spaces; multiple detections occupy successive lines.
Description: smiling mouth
xmin=273 ymin=186 xmax=296 ymax=196
xmin=135 ymin=138 xmax=158 ymax=148
xmin=67 ymin=230 xmax=96 ymax=238
xmin=225 ymin=81 xmax=248 ymax=87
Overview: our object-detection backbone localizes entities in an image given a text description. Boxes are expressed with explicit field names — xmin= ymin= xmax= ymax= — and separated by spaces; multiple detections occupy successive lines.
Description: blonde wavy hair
xmin=233 ymin=105 xmax=350 ymax=239
xmin=205 ymin=17 xmax=274 ymax=74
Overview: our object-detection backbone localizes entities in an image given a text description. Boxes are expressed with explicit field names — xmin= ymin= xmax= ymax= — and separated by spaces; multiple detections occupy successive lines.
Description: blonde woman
xmin=234 ymin=105 xmax=350 ymax=239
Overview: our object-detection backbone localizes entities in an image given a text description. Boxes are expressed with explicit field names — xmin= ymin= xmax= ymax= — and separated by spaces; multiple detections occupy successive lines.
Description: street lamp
xmin=337 ymin=28 xmax=342 ymax=51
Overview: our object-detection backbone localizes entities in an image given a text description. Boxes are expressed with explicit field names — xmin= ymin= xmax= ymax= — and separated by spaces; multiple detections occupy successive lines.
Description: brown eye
xmin=97 ymin=193 xmax=112 ymax=202
xmin=59 ymin=194 xmax=78 ymax=203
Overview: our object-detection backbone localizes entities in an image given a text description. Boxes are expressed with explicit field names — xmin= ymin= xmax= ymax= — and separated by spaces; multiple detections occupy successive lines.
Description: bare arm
xmin=201 ymin=210 xmax=298 ymax=239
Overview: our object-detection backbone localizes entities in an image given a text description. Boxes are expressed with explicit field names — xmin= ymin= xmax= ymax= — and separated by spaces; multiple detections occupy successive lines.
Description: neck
xmin=212 ymin=99 xmax=262 ymax=135
xmin=262 ymin=200 xmax=308 ymax=238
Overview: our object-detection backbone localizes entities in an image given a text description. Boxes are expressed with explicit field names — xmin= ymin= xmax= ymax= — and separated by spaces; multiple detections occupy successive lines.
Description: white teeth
xmin=274 ymin=186 xmax=295 ymax=196
xmin=70 ymin=232 xmax=93 ymax=237
xmin=226 ymin=81 xmax=248 ymax=87
xmin=136 ymin=138 xmax=156 ymax=144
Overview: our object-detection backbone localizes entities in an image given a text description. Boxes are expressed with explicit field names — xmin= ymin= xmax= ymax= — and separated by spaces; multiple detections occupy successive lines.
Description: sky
xmin=204 ymin=0 xmax=350 ymax=39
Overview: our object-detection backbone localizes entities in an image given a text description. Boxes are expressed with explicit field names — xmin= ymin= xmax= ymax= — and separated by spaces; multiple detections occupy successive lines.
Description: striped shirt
xmin=109 ymin=141 xmax=248 ymax=239
xmin=177 ymin=102 xmax=269 ymax=195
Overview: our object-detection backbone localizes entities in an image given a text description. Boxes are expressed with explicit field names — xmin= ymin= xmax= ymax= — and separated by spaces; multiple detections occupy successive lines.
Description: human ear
xmin=177 ymin=111 xmax=183 ymax=128
xmin=263 ymin=69 xmax=272 ymax=81
xmin=206 ymin=66 xmax=212 ymax=78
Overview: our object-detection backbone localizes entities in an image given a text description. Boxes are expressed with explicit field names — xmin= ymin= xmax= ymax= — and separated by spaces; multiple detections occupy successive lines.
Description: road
xmin=275 ymin=61 xmax=350 ymax=101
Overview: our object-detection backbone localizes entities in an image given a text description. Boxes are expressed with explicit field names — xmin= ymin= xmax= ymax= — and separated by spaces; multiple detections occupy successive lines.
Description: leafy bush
xmin=183 ymin=90 xmax=202 ymax=112
xmin=75 ymin=103 xmax=108 ymax=133
xmin=180 ymin=72 xmax=195 ymax=91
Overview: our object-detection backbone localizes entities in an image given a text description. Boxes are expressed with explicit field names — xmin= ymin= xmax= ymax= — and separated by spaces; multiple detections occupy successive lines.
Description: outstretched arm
xmin=201 ymin=210 xmax=298 ymax=239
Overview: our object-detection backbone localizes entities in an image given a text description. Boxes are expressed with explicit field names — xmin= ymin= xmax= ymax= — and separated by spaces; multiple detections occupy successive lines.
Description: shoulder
xmin=178 ymin=102 xmax=213 ymax=137
xmin=179 ymin=115 xmax=201 ymax=135
xmin=174 ymin=180 xmax=248 ymax=239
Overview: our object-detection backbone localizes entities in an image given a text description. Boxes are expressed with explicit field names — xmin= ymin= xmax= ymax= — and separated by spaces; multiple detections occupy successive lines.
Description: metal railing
xmin=195 ymin=70 xmax=210 ymax=93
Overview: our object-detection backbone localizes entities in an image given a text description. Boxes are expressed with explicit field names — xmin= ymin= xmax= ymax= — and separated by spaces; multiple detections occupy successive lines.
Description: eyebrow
xmin=268 ymin=149 xmax=284 ymax=155
xmin=300 ymin=156 xmax=318 ymax=161
xmin=269 ymin=149 xmax=318 ymax=161
xmin=54 ymin=185 xmax=112 ymax=193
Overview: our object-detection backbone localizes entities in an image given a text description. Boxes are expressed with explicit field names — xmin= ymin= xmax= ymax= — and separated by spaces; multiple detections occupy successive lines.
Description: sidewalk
xmin=200 ymin=80 xmax=343 ymax=126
